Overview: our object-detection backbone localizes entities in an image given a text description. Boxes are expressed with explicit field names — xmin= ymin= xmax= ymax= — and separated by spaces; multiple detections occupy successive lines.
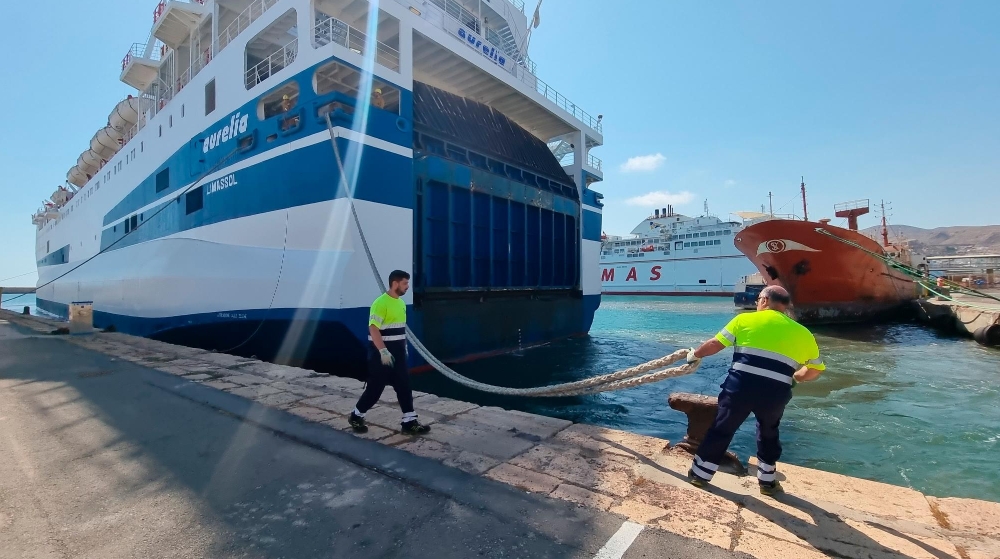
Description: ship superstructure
xmin=600 ymin=205 xmax=757 ymax=295
xmin=34 ymin=0 xmax=605 ymax=373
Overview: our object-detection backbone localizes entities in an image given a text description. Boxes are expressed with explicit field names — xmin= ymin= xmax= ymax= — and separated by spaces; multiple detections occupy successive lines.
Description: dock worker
xmin=349 ymin=270 xmax=431 ymax=435
xmin=280 ymin=94 xmax=293 ymax=113
xmin=372 ymin=88 xmax=385 ymax=109
xmin=684 ymin=285 xmax=825 ymax=496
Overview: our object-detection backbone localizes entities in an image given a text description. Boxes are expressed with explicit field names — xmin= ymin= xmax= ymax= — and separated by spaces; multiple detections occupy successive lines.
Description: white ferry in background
xmin=31 ymin=0 xmax=606 ymax=374
xmin=600 ymin=204 xmax=757 ymax=295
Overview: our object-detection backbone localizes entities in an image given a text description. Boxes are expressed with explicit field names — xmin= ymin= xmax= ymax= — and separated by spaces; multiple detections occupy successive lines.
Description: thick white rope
xmin=324 ymin=114 xmax=699 ymax=396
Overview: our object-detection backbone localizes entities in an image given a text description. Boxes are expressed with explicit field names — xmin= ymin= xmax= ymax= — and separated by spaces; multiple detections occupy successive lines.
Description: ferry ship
xmin=600 ymin=205 xmax=758 ymax=295
xmin=32 ymin=0 xmax=605 ymax=374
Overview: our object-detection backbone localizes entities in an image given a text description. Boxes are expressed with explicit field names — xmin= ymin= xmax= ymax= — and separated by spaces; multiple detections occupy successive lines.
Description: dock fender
xmin=973 ymin=324 xmax=1000 ymax=347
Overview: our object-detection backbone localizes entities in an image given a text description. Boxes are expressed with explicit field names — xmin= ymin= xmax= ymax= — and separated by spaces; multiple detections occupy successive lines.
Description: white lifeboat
xmin=91 ymin=126 xmax=122 ymax=156
xmin=109 ymin=96 xmax=141 ymax=133
xmin=76 ymin=152 xmax=99 ymax=177
xmin=67 ymin=166 xmax=89 ymax=188
xmin=51 ymin=188 xmax=70 ymax=206
xmin=81 ymin=149 xmax=103 ymax=169
xmin=32 ymin=211 xmax=45 ymax=226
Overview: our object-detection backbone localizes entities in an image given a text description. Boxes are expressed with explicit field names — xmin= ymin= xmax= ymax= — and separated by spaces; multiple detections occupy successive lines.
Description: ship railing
xmin=244 ymin=39 xmax=299 ymax=89
xmin=587 ymin=153 xmax=602 ymax=171
xmin=402 ymin=0 xmax=600 ymax=132
xmin=121 ymin=42 xmax=162 ymax=71
xmin=834 ymin=199 xmax=870 ymax=212
xmin=313 ymin=13 xmax=401 ymax=71
xmin=218 ymin=0 xmax=280 ymax=53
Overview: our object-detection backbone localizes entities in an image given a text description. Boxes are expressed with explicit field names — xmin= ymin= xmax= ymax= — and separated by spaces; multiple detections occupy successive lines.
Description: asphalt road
xmin=0 ymin=320 xmax=745 ymax=559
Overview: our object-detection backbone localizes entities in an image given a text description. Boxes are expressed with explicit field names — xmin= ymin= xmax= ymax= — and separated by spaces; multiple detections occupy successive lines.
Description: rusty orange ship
xmin=734 ymin=195 xmax=924 ymax=324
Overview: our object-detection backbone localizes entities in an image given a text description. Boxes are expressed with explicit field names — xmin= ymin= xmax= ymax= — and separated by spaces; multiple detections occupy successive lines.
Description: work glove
xmin=379 ymin=348 xmax=395 ymax=367
xmin=685 ymin=348 xmax=701 ymax=365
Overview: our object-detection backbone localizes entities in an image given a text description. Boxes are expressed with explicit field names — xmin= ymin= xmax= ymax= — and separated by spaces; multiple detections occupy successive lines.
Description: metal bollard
xmin=668 ymin=392 xmax=747 ymax=475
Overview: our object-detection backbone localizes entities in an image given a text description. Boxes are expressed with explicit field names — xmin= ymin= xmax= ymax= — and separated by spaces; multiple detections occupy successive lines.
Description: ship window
xmin=709 ymin=231 xmax=716 ymax=236
xmin=701 ymin=232 xmax=708 ymax=237
xmin=124 ymin=218 xmax=130 ymax=233
xmin=130 ymin=215 xmax=138 ymax=231
xmin=675 ymin=241 xmax=683 ymax=250
xmin=258 ymin=81 xmax=300 ymax=119
xmin=159 ymin=125 xmax=162 ymax=137
xmin=169 ymin=115 xmax=173 ymax=128
xmin=141 ymin=141 xmax=144 ymax=152
xmin=155 ymin=168 xmax=169 ymax=193
xmin=186 ymin=186 xmax=204 ymax=214
xmin=205 ymin=79 xmax=216 ymax=115
xmin=699 ymin=241 xmax=706 ymax=246
xmin=724 ymin=229 xmax=731 ymax=235
xmin=181 ymin=104 xmax=185 ymax=118
xmin=716 ymin=239 xmax=722 ymax=245
xmin=699 ymin=279 xmax=707 ymax=284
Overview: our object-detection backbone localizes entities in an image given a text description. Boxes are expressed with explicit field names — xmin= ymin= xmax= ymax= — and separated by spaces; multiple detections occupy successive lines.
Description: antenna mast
xmin=880 ymin=200 xmax=890 ymax=247
xmin=768 ymin=191 xmax=773 ymax=216
xmin=800 ymin=176 xmax=808 ymax=221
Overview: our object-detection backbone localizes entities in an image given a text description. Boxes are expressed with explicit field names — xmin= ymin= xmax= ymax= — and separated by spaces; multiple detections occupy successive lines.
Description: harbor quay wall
xmin=2 ymin=308 xmax=999 ymax=558
xmin=915 ymin=290 xmax=1000 ymax=347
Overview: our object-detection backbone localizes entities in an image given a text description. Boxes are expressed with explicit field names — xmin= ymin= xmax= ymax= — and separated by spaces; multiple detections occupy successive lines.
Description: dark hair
xmin=388 ymin=270 xmax=410 ymax=285
xmin=761 ymin=286 xmax=791 ymax=305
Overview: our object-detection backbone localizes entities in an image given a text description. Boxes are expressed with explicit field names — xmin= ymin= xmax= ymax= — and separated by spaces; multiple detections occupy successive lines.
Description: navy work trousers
xmin=354 ymin=343 xmax=414 ymax=415
xmin=691 ymin=388 xmax=791 ymax=481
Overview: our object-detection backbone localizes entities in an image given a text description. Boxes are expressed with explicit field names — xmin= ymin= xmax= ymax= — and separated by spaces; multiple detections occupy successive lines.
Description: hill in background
xmin=860 ymin=224 xmax=1000 ymax=256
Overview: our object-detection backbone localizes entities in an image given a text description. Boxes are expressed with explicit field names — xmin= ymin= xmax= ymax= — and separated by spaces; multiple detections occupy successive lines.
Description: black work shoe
xmin=348 ymin=412 xmax=368 ymax=433
xmin=759 ymin=480 xmax=784 ymax=497
xmin=400 ymin=420 xmax=431 ymax=435
xmin=687 ymin=469 xmax=708 ymax=489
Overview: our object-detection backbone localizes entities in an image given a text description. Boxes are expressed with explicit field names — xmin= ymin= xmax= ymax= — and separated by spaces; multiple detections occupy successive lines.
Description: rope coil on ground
xmin=323 ymin=114 xmax=700 ymax=397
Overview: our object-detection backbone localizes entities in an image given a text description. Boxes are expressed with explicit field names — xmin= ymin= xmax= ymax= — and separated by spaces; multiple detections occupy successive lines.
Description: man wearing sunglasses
xmin=684 ymin=285 xmax=825 ymax=496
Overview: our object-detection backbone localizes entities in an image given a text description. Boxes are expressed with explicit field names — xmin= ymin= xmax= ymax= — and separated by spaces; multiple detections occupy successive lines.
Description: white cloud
xmin=624 ymin=190 xmax=695 ymax=207
xmin=619 ymin=153 xmax=666 ymax=173
xmin=724 ymin=179 xmax=736 ymax=187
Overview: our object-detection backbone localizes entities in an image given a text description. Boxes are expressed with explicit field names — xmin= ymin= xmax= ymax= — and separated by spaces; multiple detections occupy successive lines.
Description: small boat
xmin=734 ymin=272 xmax=765 ymax=310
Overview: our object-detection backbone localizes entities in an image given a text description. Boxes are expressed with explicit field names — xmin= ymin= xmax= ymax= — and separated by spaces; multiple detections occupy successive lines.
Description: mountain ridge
xmin=860 ymin=224 xmax=1000 ymax=255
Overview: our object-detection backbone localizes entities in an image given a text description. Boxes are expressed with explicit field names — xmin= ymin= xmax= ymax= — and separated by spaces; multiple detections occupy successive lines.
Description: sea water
xmin=412 ymin=296 xmax=1000 ymax=502
xmin=1 ymin=293 xmax=36 ymax=315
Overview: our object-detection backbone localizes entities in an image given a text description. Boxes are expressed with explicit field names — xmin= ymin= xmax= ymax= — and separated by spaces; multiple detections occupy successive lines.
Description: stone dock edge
xmin=2 ymin=309 xmax=998 ymax=559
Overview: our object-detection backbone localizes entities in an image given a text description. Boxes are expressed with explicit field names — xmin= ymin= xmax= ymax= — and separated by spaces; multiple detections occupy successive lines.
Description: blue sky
xmin=1 ymin=0 xmax=998 ymax=285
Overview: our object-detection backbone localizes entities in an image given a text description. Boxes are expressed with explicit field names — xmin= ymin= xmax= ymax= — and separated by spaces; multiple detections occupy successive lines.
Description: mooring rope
xmin=323 ymin=114 xmax=700 ymax=396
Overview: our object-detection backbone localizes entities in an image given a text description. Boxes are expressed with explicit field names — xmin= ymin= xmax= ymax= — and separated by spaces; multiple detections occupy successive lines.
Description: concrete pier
xmin=916 ymin=290 xmax=1000 ymax=346
xmin=2 ymin=309 xmax=999 ymax=558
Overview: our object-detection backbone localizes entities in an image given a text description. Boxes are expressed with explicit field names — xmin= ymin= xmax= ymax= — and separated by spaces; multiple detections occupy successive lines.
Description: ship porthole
xmin=396 ymin=117 xmax=409 ymax=132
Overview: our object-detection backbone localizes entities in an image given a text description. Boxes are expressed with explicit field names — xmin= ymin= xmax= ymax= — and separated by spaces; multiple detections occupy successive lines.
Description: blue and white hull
xmin=34 ymin=0 xmax=605 ymax=374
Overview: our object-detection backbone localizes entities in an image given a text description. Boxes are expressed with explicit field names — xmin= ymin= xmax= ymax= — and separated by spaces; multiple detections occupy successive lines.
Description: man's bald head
xmin=758 ymin=285 xmax=791 ymax=310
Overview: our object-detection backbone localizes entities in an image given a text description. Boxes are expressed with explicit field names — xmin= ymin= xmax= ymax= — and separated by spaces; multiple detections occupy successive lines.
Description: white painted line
xmin=593 ymin=521 xmax=644 ymax=559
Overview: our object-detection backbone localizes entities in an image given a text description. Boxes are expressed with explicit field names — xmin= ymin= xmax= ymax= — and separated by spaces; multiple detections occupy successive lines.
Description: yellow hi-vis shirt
xmin=368 ymin=293 xmax=407 ymax=345
xmin=715 ymin=310 xmax=825 ymax=388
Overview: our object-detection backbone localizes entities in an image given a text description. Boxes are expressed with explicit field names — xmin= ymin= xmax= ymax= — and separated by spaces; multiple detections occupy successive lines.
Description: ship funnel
xmin=654 ymin=209 xmax=660 ymax=218
xmin=662 ymin=207 xmax=668 ymax=217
